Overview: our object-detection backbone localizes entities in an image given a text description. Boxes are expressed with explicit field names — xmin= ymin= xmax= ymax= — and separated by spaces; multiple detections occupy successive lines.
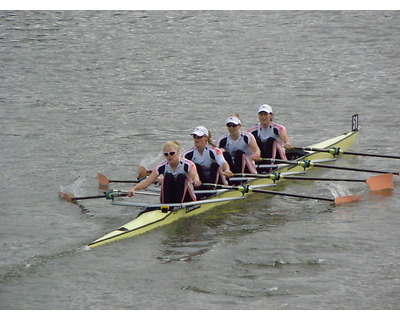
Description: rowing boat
xmin=87 ymin=117 xmax=361 ymax=248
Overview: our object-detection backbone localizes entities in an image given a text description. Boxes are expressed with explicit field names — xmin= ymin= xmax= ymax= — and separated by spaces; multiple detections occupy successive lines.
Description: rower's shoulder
xmin=182 ymin=147 xmax=195 ymax=156
xmin=208 ymin=145 xmax=224 ymax=155
xmin=272 ymin=122 xmax=287 ymax=131
xmin=247 ymin=125 xmax=258 ymax=133
xmin=215 ymin=134 xmax=228 ymax=145
xmin=180 ymin=156 xmax=194 ymax=163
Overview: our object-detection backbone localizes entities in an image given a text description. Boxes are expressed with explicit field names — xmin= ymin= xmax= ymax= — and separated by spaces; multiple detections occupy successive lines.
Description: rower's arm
xmin=127 ymin=171 xmax=158 ymax=196
xmin=249 ymin=134 xmax=261 ymax=160
xmin=280 ymin=130 xmax=292 ymax=149
xmin=221 ymin=161 xmax=233 ymax=177
xmin=188 ymin=165 xmax=202 ymax=187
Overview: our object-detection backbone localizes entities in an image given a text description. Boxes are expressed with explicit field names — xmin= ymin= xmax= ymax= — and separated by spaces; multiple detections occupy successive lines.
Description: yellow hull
xmin=88 ymin=129 xmax=359 ymax=248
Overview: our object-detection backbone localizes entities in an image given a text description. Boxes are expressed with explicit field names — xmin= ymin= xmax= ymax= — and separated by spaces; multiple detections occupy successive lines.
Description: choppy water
xmin=1 ymin=10 xmax=399 ymax=309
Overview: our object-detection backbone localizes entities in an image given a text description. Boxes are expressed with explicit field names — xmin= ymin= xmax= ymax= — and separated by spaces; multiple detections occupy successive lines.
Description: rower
xmin=216 ymin=115 xmax=260 ymax=177
xmin=183 ymin=126 xmax=233 ymax=197
xmin=247 ymin=105 xmax=293 ymax=172
xmin=127 ymin=141 xmax=201 ymax=203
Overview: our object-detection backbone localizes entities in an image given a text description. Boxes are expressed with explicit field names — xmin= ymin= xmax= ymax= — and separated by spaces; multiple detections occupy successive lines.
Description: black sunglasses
xmin=226 ymin=123 xmax=239 ymax=127
xmin=192 ymin=134 xmax=204 ymax=139
xmin=163 ymin=151 xmax=176 ymax=157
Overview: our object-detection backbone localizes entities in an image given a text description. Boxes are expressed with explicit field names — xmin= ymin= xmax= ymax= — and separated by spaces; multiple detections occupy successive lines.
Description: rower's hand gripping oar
xmin=202 ymin=184 xmax=362 ymax=205
xmin=260 ymin=158 xmax=400 ymax=176
xmin=292 ymin=146 xmax=400 ymax=160
xmin=234 ymin=172 xmax=394 ymax=192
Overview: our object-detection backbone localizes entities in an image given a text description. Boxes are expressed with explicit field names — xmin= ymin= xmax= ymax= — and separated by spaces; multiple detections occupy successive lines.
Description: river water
xmin=1 ymin=10 xmax=399 ymax=310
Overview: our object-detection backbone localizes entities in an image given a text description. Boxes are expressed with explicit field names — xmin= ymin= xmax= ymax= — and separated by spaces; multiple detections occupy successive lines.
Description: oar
xmin=202 ymin=184 xmax=362 ymax=205
xmin=293 ymin=146 xmax=400 ymax=160
xmin=59 ymin=190 xmax=159 ymax=203
xmin=260 ymin=158 xmax=400 ymax=176
xmin=98 ymin=174 xmax=230 ymax=194
xmin=98 ymin=173 xmax=142 ymax=187
xmin=234 ymin=173 xmax=394 ymax=191
xmin=60 ymin=191 xmax=125 ymax=203
xmin=112 ymin=195 xmax=246 ymax=210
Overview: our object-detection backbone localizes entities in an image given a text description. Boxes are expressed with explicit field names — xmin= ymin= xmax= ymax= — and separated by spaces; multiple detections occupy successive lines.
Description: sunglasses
xmin=226 ymin=123 xmax=239 ymax=127
xmin=163 ymin=151 xmax=176 ymax=157
xmin=192 ymin=134 xmax=204 ymax=139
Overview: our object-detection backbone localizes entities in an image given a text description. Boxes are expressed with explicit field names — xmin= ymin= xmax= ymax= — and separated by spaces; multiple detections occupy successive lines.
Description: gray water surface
xmin=1 ymin=11 xmax=399 ymax=309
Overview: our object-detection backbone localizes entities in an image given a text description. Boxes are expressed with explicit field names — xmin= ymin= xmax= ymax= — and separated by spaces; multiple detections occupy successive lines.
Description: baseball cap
xmin=225 ymin=116 xmax=241 ymax=125
xmin=191 ymin=126 xmax=209 ymax=137
xmin=258 ymin=104 xmax=273 ymax=114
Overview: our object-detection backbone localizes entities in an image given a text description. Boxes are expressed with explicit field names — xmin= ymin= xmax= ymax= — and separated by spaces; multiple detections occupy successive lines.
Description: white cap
xmin=258 ymin=104 xmax=273 ymax=114
xmin=225 ymin=116 xmax=241 ymax=125
xmin=191 ymin=126 xmax=209 ymax=137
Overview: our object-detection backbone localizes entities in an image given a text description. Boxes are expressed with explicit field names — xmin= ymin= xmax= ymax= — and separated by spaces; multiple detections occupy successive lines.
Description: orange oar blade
xmin=59 ymin=192 xmax=74 ymax=202
xmin=97 ymin=173 xmax=110 ymax=187
xmin=366 ymin=173 xmax=394 ymax=191
xmin=334 ymin=194 xmax=363 ymax=205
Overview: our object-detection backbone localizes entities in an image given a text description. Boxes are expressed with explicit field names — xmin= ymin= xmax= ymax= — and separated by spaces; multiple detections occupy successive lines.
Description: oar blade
xmin=59 ymin=192 xmax=75 ymax=202
xmin=97 ymin=173 xmax=110 ymax=187
xmin=366 ymin=173 xmax=394 ymax=191
xmin=334 ymin=194 xmax=363 ymax=205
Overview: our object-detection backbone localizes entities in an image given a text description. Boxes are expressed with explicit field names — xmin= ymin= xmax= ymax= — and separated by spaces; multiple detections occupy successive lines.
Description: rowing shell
xmin=88 ymin=127 xmax=359 ymax=248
